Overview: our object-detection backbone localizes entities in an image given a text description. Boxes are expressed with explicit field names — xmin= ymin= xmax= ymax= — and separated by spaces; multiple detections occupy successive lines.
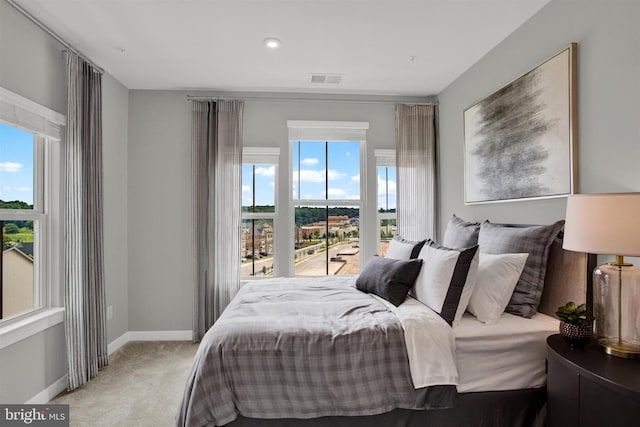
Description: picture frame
xmin=463 ymin=43 xmax=577 ymax=204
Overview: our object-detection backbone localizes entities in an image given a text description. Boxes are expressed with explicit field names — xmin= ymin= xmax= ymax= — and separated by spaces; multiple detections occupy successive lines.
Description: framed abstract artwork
xmin=464 ymin=43 xmax=577 ymax=204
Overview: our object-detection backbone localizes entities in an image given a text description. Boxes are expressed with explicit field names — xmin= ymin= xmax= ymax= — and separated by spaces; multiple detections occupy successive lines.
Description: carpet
xmin=51 ymin=341 xmax=199 ymax=427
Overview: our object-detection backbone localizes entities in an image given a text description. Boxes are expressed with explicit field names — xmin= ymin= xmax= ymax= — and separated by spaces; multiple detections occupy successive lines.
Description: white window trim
xmin=241 ymin=147 xmax=280 ymax=278
xmin=375 ymin=149 xmax=397 ymax=252
xmin=0 ymin=87 xmax=64 ymax=346
xmin=288 ymin=121 xmax=369 ymax=275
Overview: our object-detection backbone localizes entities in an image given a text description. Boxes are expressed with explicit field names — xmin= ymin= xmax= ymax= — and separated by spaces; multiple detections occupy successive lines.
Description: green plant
xmin=556 ymin=302 xmax=593 ymax=326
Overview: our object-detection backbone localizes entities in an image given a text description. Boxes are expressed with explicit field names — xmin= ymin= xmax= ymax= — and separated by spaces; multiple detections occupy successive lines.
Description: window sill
xmin=0 ymin=308 xmax=65 ymax=350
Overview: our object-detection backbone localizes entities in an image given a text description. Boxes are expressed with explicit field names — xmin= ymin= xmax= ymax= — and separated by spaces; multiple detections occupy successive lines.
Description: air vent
xmin=310 ymin=73 xmax=343 ymax=84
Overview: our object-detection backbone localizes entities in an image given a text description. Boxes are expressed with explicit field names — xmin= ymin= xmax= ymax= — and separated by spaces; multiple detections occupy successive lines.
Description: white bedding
xmin=454 ymin=311 xmax=559 ymax=393
xmin=373 ymin=294 xmax=458 ymax=389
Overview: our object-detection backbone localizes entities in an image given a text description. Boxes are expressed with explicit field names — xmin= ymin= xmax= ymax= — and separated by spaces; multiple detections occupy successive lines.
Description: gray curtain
xmin=192 ymin=100 xmax=244 ymax=341
xmin=64 ymin=52 xmax=108 ymax=391
xmin=395 ymin=104 xmax=438 ymax=241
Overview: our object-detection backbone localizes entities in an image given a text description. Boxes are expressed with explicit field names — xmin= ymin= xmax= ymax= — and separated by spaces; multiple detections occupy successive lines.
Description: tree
xmin=3 ymin=223 xmax=19 ymax=234
xmin=313 ymin=230 xmax=320 ymax=240
xmin=302 ymin=232 xmax=308 ymax=241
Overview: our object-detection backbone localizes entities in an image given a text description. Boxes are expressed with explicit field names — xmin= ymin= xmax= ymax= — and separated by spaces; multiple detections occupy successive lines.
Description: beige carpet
xmin=51 ymin=341 xmax=199 ymax=427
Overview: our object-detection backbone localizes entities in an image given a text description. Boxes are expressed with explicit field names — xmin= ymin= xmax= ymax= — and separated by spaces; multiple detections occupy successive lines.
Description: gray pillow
xmin=442 ymin=215 xmax=481 ymax=249
xmin=356 ymin=255 xmax=423 ymax=306
xmin=478 ymin=220 xmax=564 ymax=318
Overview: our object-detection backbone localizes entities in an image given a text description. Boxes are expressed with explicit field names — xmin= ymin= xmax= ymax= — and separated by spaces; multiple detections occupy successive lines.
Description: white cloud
xmin=346 ymin=152 xmax=351 ymax=157
xmin=351 ymin=174 xmax=360 ymax=183
xmin=255 ymin=166 xmax=275 ymax=176
xmin=294 ymin=169 xmax=322 ymax=183
xmin=378 ymin=176 xmax=396 ymax=196
xmin=327 ymin=170 xmax=346 ymax=181
xmin=0 ymin=162 xmax=23 ymax=172
xmin=268 ymin=182 xmax=275 ymax=187
xmin=327 ymin=188 xmax=347 ymax=198
xmin=301 ymin=158 xmax=318 ymax=166
xmin=242 ymin=185 xmax=251 ymax=193
xmin=293 ymin=169 xmax=346 ymax=183
xmin=13 ymin=187 xmax=32 ymax=192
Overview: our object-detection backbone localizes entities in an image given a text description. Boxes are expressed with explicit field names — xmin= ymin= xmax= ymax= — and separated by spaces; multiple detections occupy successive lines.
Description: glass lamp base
xmin=594 ymin=262 xmax=640 ymax=358
xmin=599 ymin=338 xmax=640 ymax=359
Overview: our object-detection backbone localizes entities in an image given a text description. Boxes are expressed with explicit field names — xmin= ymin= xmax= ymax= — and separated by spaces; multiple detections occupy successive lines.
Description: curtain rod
xmin=187 ymin=95 xmax=438 ymax=106
xmin=6 ymin=0 xmax=105 ymax=74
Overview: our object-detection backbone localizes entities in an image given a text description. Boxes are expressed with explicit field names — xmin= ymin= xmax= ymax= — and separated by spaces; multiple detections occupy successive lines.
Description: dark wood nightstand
xmin=546 ymin=334 xmax=640 ymax=427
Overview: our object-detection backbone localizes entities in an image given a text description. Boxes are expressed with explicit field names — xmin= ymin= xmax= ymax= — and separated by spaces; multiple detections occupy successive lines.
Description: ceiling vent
xmin=310 ymin=73 xmax=343 ymax=84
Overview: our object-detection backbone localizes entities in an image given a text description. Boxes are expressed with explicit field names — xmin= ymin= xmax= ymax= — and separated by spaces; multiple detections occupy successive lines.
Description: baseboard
xmin=108 ymin=331 xmax=130 ymax=355
xmin=107 ymin=330 xmax=192 ymax=356
xmin=26 ymin=375 xmax=67 ymax=404
xmin=128 ymin=330 xmax=192 ymax=341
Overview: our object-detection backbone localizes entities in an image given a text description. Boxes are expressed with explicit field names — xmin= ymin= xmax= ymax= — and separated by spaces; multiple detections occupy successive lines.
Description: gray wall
xmin=126 ymin=91 xmax=432 ymax=331
xmin=438 ymin=0 xmax=640 ymax=241
xmin=0 ymin=1 xmax=129 ymax=402
xmin=102 ymin=73 xmax=130 ymax=344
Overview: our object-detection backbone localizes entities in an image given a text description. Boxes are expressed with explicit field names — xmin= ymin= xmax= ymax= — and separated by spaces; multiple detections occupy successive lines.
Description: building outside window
xmin=292 ymin=139 xmax=363 ymax=276
xmin=0 ymin=87 xmax=63 ymax=325
xmin=375 ymin=149 xmax=396 ymax=256
xmin=241 ymin=147 xmax=279 ymax=277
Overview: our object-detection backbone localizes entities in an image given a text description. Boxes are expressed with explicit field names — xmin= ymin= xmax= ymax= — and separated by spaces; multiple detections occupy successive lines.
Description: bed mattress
xmin=454 ymin=311 xmax=559 ymax=393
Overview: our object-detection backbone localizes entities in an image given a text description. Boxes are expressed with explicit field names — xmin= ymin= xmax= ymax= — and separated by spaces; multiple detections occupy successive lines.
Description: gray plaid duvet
xmin=176 ymin=277 xmax=456 ymax=427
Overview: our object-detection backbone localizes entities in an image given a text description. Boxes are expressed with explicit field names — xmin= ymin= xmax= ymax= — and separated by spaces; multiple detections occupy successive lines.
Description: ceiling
xmin=12 ymin=0 xmax=551 ymax=97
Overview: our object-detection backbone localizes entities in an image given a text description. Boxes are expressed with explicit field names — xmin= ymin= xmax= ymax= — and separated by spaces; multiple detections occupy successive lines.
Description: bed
xmin=177 ymin=222 xmax=595 ymax=427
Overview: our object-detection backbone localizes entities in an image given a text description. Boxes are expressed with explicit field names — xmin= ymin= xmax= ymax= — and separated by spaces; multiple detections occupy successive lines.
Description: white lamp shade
xmin=563 ymin=193 xmax=640 ymax=256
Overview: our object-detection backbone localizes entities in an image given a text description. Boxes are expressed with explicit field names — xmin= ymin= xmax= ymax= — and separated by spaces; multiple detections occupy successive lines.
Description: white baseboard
xmin=128 ymin=330 xmax=192 ymax=341
xmin=27 ymin=375 xmax=67 ymax=404
xmin=107 ymin=331 xmax=130 ymax=355
xmin=107 ymin=330 xmax=192 ymax=356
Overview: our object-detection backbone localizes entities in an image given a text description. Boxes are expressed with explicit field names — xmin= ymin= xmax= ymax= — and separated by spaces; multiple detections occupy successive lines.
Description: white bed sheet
xmin=454 ymin=311 xmax=559 ymax=393
xmin=374 ymin=294 xmax=458 ymax=389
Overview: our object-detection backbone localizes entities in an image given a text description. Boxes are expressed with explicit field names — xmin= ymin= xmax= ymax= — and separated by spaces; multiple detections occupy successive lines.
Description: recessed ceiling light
xmin=263 ymin=37 xmax=281 ymax=49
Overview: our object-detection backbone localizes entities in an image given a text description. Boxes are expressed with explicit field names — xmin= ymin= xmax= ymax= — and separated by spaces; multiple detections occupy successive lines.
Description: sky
xmin=242 ymin=140 xmax=395 ymax=210
xmin=0 ymin=122 xmax=34 ymax=205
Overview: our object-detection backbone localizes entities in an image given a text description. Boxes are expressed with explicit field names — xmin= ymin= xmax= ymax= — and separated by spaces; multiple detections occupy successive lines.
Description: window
xmin=288 ymin=120 xmax=369 ymax=276
xmin=292 ymin=140 xmax=362 ymax=276
xmin=241 ymin=148 xmax=279 ymax=277
xmin=0 ymin=87 xmax=63 ymax=329
xmin=376 ymin=149 xmax=396 ymax=256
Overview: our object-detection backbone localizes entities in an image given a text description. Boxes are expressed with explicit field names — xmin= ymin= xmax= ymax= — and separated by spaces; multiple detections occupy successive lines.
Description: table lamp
xmin=563 ymin=193 xmax=640 ymax=358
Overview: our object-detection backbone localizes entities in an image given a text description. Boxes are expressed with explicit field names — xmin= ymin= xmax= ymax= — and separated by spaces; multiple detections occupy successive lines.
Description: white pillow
xmin=467 ymin=252 xmax=529 ymax=324
xmin=385 ymin=237 xmax=425 ymax=260
xmin=412 ymin=241 xmax=479 ymax=326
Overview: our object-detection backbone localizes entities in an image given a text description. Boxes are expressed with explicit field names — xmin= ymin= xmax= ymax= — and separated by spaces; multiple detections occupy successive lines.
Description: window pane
xmin=242 ymin=164 xmax=275 ymax=213
xmin=293 ymin=140 xmax=326 ymax=200
xmin=241 ymin=218 xmax=274 ymax=277
xmin=0 ymin=123 xmax=35 ymax=208
xmin=377 ymin=166 xmax=396 ymax=212
xmin=294 ymin=206 xmax=359 ymax=276
xmin=379 ymin=218 xmax=397 ymax=256
xmin=2 ymin=219 xmax=36 ymax=319
xmin=327 ymin=141 xmax=360 ymax=200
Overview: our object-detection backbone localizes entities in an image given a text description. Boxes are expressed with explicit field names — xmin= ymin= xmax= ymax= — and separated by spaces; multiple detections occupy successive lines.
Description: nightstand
xmin=546 ymin=334 xmax=640 ymax=427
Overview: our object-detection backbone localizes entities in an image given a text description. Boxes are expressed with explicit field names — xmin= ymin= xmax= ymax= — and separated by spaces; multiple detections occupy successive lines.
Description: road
xmin=294 ymin=243 xmax=358 ymax=275
xmin=240 ymin=243 xmax=359 ymax=276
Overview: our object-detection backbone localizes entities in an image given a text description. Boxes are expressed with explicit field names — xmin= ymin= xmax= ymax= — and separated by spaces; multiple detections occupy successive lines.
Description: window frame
xmin=375 ymin=149 xmax=397 ymax=254
xmin=241 ymin=147 xmax=280 ymax=278
xmin=287 ymin=121 xmax=369 ymax=276
xmin=0 ymin=87 xmax=64 ymax=348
